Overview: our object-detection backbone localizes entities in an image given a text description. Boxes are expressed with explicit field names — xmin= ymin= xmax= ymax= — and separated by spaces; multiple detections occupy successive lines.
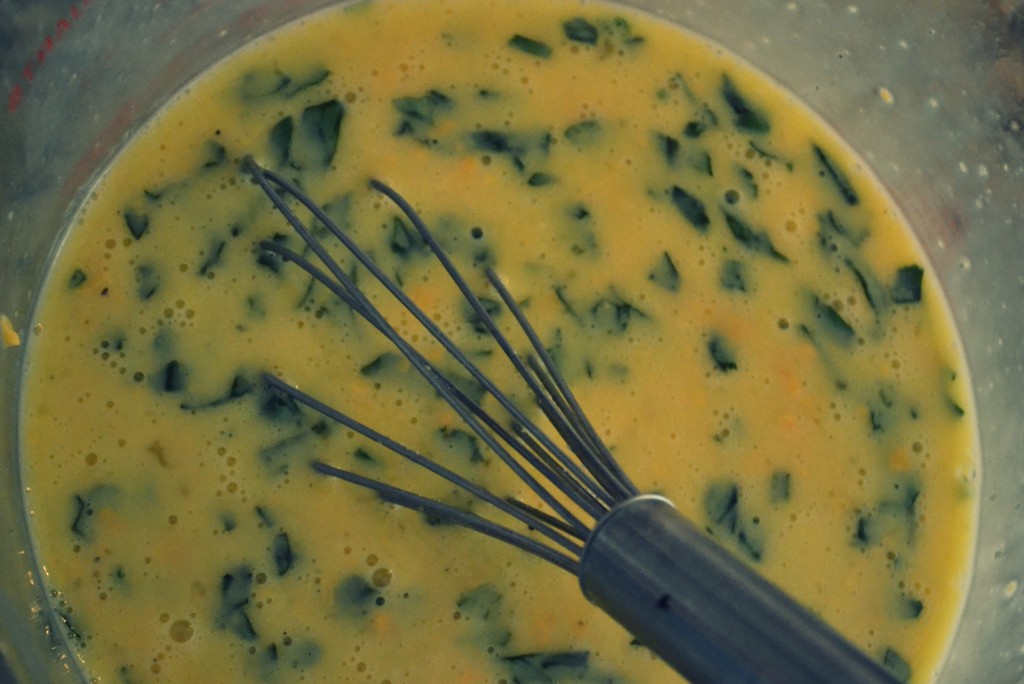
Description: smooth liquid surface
xmin=20 ymin=1 xmax=977 ymax=681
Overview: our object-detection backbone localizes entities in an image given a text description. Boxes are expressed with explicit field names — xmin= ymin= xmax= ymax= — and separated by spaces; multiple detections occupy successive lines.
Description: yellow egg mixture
xmin=19 ymin=0 xmax=978 ymax=682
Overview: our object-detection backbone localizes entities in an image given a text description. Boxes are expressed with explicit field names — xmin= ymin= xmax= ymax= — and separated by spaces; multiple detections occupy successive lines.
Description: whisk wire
xmin=246 ymin=159 xmax=626 ymax=554
xmin=481 ymin=268 xmax=639 ymax=500
xmin=366 ymin=178 xmax=622 ymax=511
xmin=260 ymin=373 xmax=586 ymax=564
xmin=248 ymin=164 xmax=604 ymax=528
xmin=311 ymin=461 xmax=579 ymax=573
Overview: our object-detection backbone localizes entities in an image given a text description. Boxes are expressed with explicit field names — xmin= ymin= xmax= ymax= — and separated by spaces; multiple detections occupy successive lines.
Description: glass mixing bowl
xmin=1 ymin=0 xmax=1021 ymax=681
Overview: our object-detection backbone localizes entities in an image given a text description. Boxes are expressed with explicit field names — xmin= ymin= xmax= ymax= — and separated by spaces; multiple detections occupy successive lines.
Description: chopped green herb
xmin=438 ymin=426 xmax=484 ymax=463
xmin=217 ymin=565 xmax=258 ymax=640
xmin=255 ymin=506 xmax=276 ymax=527
xmin=683 ymin=105 xmax=719 ymax=139
xmin=813 ymin=144 xmax=859 ymax=206
xmin=810 ymin=295 xmax=855 ymax=346
xmin=527 ymin=171 xmax=557 ymax=186
xmin=471 ymin=130 xmax=512 ymax=153
xmin=881 ymin=647 xmax=912 ymax=683
xmin=670 ymin=185 xmax=709 ymax=232
xmin=360 ymin=352 xmax=402 ymax=377
xmin=352 ymin=448 xmax=376 ymax=465
xmin=948 ymin=397 xmax=966 ymax=418
xmin=299 ymin=99 xmax=346 ymax=166
xmin=124 ymin=209 xmax=150 ymax=240
xmin=890 ymin=265 xmax=924 ymax=304
xmin=268 ymin=116 xmax=294 ymax=167
xmin=563 ymin=203 xmax=598 ymax=255
xmin=463 ymin=297 xmax=502 ymax=334
xmin=271 ymin=532 xmax=295 ymax=576
xmin=896 ymin=594 xmax=924 ymax=619
xmin=202 ymin=140 xmax=227 ymax=168
xmin=563 ymin=119 xmax=601 ymax=147
xmin=648 ymin=251 xmax=680 ymax=292
xmin=238 ymin=67 xmax=330 ymax=99
xmin=389 ymin=216 xmax=425 ymax=257
xmin=70 ymin=484 xmax=118 ymax=541
xmin=333 ymin=575 xmax=380 ymax=618
xmin=68 ymin=269 xmax=87 ymax=289
xmin=719 ymin=259 xmax=748 ymax=292
xmin=818 ymin=210 xmax=868 ymax=247
xmin=393 ymin=89 xmax=453 ymax=141
xmin=508 ymin=34 xmax=552 ymax=58
xmin=502 ymin=651 xmax=591 ymax=682
xmin=846 ymin=259 xmax=886 ymax=315
xmin=563 ymin=17 xmax=598 ymax=44
xmin=703 ymin=480 xmax=763 ymax=561
xmin=445 ymin=369 xmax=489 ymax=406
xmin=156 ymin=360 xmax=187 ymax=393
xmin=599 ymin=16 xmax=645 ymax=49
xmin=198 ymin=240 xmax=227 ymax=277
xmin=457 ymin=583 xmax=503 ymax=620
xmin=258 ymin=383 xmax=304 ymax=425
xmin=707 ymin=333 xmax=738 ymax=373
xmin=179 ymin=372 xmax=254 ymax=410
xmin=468 ymin=129 xmax=552 ymax=179
xmin=590 ymin=292 xmax=644 ymax=334
xmin=721 ymin=75 xmax=770 ymax=134
xmin=769 ymin=471 xmax=791 ymax=504
xmin=258 ymin=431 xmax=311 ymax=475
xmin=655 ymin=133 xmax=680 ymax=165
xmin=56 ymin=608 xmax=83 ymax=644
xmin=135 ymin=264 xmax=160 ymax=301
xmin=722 ymin=210 xmax=788 ymax=261
xmin=736 ymin=166 xmax=758 ymax=198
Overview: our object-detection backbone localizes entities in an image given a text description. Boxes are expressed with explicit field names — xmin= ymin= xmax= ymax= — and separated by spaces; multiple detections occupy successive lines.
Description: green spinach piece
xmin=590 ymin=292 xmax=644 ymax=334
xmin=813 ymin=144 xmax=859 ymax=206
xmin=890 ymin=265 xmax=923 ymax=304
xmin=268 ymin=116 xmax=294 ymax=167
xmin=68 ymin=269 xmax=87 ymax=289
xmin=438 ymin=426 xmax=484 ymax=463
xmin=563 ymin=17 xmax=598 ymax=44
xmin=810 ymin=295 xmax=855 ymax=346
xmin=271 ymin=532 xmax=294 ymax=576
xmin=670 ymin=186 xmax=710 ymax=232
xmin=300 ymin=99 xmax=346 ymax=166
xmin=703 ymin=481 xmax=763 ymax=561
xmin=769 ymin=471 xmax=791 ymax=504
xmin=721 ymin=75 xmax=770 ymax=134
xmin=707 ymin=333 xmax=738 ymax=373
xmin=334 ymin=575 xmax=380 ymax=618
xmin=508 ymin=34 xmax=552 ymax=58
xmin=502 ymin=651 xmax=591 ymax=683
xmin=217 ymin=565 xmax=258 ymax=640
xmin=722 ymin=210 xmax=787 ymax=261
xmin=719 ymin=259 xmax=748 ymax=292
xmin=155 ymin=359 xmax=187 ymax=393
xmin=393 ymin=89 xmax=453 ymax=141
xmin=124 ymin=209 xmax=150 ymax=240
xmin=882 ymin=647 xmax=912 ymax=683
xmin=564 ymin=119 xmax=601 ymax=147
xmin=135 ymin=263 xmax=160 ymax=301
xmin=648 ymin=252 xmax=680 ymax=292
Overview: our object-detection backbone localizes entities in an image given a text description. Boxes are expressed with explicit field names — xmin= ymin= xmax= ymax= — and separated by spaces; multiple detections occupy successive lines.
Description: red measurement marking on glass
xmin=7 ymin=0 xmax=93 ymax=113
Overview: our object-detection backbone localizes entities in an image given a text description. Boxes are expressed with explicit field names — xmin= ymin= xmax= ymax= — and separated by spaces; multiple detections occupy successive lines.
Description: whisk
xmin=243 ymin=157 xmax=898 ymax=684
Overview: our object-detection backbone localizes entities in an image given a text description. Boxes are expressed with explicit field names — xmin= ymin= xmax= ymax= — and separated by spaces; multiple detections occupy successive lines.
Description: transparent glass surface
xmin=1 ymin=1 xmax=1021 ymax=681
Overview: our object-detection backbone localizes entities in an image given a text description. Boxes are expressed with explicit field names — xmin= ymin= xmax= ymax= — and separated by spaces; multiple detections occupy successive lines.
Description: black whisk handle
xmin=578 ymin=495 xmax=898 ymax=684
